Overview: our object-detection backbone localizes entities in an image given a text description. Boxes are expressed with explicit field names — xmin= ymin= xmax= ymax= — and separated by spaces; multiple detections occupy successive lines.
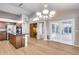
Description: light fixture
xmin=33 ymin=17 xmax=39 ymax=21
xmin=35 ymin=4 xmax=56 ymax=21
xmin=43 ymin=9 xmax=49 ymax=15
xmin=50 ymin=11 xmax=56 ymax=15
xmin=36 ymin=12 xmax=41 ymax=16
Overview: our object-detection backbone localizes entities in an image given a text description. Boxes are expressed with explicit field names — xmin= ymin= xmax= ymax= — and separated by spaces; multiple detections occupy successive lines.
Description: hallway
xmin=0 ymin=38 xmax=79 ymax=55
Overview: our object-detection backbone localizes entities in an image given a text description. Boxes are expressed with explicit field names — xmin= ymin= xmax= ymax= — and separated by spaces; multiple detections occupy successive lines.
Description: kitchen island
xmin=7 ymin=24 xmax=26 ymax=49
xmin=9 ymin=34 xmax=25 ymax=49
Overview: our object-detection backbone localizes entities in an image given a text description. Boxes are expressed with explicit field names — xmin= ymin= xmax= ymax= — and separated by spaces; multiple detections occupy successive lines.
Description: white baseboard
xmin=48 ymin=39 xmax=75 ymax=46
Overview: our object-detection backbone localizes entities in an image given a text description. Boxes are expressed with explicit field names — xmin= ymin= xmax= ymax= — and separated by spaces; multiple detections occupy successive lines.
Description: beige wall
xmin=74 ymin=16 xmax=79 ymax=46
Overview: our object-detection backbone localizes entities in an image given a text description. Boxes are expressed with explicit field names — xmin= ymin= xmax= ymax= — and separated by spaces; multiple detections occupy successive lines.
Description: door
xmin=51 ymin=22 xmax=60 ymax=40
xmin=61 ymin=20 xmax=73 ymax=44
xmin=30 ymin=23 xmax=37 ymax=38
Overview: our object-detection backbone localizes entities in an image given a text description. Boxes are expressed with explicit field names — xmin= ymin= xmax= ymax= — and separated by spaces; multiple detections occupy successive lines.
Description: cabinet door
xmin=2 ymin=32 xmax=6 ymax=40
xmin=16 ymin=36 xmax=25 ymax=48
xmin=0 ymin=32 xmax=3 ymax=41
xmin=22 ymin=37 xmax=25 ymax=47
xmin=16 ymin=36 xmax=22 ymax=48
xmin=0 ymin=32 xmax=6 ymax=41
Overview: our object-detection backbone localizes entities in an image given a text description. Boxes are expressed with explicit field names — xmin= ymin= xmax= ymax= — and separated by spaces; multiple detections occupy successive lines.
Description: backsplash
xmin=0 ymin=29 xmax=6 ymax=32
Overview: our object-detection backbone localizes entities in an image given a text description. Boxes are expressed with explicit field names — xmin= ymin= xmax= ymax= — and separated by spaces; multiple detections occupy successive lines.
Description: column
xmin=37 ymin=22 xmax=40 ymax=40
xmin=44 ymin=20 xmax=48 ymax=40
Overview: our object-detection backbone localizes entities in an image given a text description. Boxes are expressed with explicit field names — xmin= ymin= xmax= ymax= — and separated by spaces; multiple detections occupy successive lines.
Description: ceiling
xmin=0 ymin=3 xmax=79 ymax=17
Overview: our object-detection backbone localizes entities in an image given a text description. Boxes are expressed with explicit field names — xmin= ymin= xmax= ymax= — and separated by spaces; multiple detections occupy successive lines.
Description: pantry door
xmin=61 ymin=20 xmax=73 ymax=45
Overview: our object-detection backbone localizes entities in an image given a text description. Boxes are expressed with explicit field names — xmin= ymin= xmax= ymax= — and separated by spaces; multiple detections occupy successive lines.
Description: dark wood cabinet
xmin=0 ymin=32 xmax=6 ymax=41
xmin=0 ymin=22 xmax=7 ymax=41
xmin=9 ymin=34 xmax=25 ymax=49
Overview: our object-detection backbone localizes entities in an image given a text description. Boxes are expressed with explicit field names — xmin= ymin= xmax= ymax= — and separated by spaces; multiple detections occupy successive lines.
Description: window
xmin=64 ymin=27 xmax=68 ymax=33
xmin=69 ymin=27 xmax=71 ymax=33
xmin=63 ymin=26 xmax=72 ymax=34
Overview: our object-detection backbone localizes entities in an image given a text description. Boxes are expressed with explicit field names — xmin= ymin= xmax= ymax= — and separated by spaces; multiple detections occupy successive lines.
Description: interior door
xmin=30 ymin=23 xmax=37 ymax=38
xmin=61 ymin=21 xmax=73 ymax=44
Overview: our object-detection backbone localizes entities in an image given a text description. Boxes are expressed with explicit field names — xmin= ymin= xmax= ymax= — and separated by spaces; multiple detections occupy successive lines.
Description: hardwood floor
xmin=0 ymin=38 xmax=79 ymax=55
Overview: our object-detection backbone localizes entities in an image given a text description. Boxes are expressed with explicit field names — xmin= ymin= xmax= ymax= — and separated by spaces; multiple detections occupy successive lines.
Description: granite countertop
xmin=9 ymin=33 xmax=27 ymax=36
xmin=16 ymin=34 xmax=26 ymax=36
xmin=16 ymin=33 xmax=29 ymax=36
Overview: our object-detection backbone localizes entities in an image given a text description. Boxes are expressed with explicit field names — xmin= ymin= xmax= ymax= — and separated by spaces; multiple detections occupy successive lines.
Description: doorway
xmin=30 ymin=23 xmax=37 ymax=38
xmin=51 ymin=22 xmax=60 ymax=41
xmin=61 ymin=20 xmax=73 ymax=44
xmin=50 ymin=19 xmax=74 ymax=45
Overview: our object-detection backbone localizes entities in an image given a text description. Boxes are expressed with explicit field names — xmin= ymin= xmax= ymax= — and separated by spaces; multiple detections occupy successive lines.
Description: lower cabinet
xmin=0 ymin=32 xmax=6 ymax=41
xmin=9 ymin=34 xmax=25 ymax=49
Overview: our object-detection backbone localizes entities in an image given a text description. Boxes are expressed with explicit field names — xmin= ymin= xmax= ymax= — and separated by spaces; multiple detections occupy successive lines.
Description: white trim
xmin=49 ymin=39 xmax=74 ymax=45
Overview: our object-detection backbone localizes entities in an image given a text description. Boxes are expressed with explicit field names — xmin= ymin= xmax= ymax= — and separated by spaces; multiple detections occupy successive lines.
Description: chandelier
xmin=35 ymin=4 xmax=56 ymax=21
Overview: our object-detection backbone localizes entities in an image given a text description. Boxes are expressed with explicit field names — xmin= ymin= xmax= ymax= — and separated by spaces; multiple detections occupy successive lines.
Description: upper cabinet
xmin=22 ymin=14 xmax=29 ymax=22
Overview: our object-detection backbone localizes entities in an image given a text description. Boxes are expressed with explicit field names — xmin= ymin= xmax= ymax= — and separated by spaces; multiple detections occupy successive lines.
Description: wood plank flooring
xmin=0 ymin=38 xmax=79 ymax=55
